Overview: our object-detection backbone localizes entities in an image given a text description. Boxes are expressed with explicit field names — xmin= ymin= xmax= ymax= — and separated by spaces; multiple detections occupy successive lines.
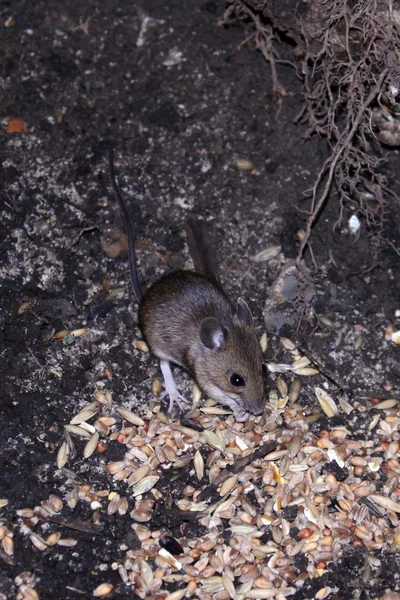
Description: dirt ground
xmin=1 ymin=1 xmax=400 ymax=599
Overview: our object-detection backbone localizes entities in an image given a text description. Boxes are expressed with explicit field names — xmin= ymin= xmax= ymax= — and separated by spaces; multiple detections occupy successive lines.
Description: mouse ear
xmin=236 ymin=297 xmax=253 ymax=326
xmin=200 ymin=317 xmax=226 ymax=350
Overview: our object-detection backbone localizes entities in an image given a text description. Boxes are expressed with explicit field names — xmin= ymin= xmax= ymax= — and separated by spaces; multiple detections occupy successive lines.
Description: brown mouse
xmin=108 ymin=150 xmax=265 ymax=421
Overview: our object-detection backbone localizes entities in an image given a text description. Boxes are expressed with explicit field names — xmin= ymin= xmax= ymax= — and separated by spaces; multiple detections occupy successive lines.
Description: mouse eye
xmin=230 ymin=373 xmax=246 ymax=388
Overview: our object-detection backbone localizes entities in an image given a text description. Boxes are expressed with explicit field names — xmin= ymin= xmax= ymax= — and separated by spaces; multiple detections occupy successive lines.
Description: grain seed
xmin=93 ymin=583 xmax=113 ymax=597
xmin=203 ymin=430 xmax=226 ymax=452
xmin=83 ymin=433 xmax=99 ymax=458
xmin=115 ymin=407 xmax=144 ymax=426
xmin=220 ymin=475 xmax=238 ymax=497
xmin=288 ymin=379 xmax=301 ymax=403
xmin=369 ymin=495 xmax=400 ymax=513
xmin=374 ymin=399 xmax=398 ymax=409
xmin=314 ymin=387 xmax=338 ymax=417
xmin=293 ymin=367 xmax=319 ymax=376
xmin=126 ymin=465 xmax=151 ymax=487
xmin=152 ymin=379 xmax=162 ymax=397
xmin=292 ymin=356 xmax=311 ymax=369
xmin=280 ymin=338 xmax=296 ymax=351
xmin=65 ymin=424 xmax=93 ymax=438
xmin=130 ymin=476 xmax=159 ymax=497
xmin=259 ymin=333 xmax=268 ymax=353
xmin=194 ymin=451 xmax=204 ymax=481
xmin=57 ymin=538 xmax=78 ymax=547
xmin=234 ymin=158 xmax=255 ymax=171
xmin=134 ymin=340 xmax=149 ymax=352
xmin=2 ymin=535 xmax=14 ymax=556
xmin=70 ymin=402 xmax=99 ymax=425
xmin=222 ymin=573 xmax=236 ymax=599
xmin=165 ymin=590 xmax=187 ymax=600
xmin=251 ymin=245 xmax=281 ymax=263
xmin=57 ymin=441 xmax=69 ymax=469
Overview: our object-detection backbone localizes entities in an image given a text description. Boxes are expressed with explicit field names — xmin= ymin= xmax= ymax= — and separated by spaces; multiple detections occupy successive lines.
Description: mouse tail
xmin=108 ymin=149 xmax=143 ymax=303
xmin=185 ymin=218 xmax=221 ymax=286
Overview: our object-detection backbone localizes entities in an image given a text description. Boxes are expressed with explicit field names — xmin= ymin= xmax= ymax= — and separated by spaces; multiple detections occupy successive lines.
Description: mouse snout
xmin=249 ymin=397 xmax=265 ymax=416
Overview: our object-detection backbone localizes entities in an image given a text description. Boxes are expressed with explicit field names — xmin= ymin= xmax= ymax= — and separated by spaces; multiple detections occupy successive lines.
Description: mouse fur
xmin=139 ymin=270 xmax=265 ymax=419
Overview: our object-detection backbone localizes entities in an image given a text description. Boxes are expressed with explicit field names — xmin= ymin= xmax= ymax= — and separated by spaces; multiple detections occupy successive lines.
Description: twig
xmin=197 ymin=441 xmax=276 ymax=501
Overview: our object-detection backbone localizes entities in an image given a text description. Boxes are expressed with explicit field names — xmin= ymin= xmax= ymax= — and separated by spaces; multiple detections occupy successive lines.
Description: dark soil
xmin=1 ymin=1 xmax=400 ymax=599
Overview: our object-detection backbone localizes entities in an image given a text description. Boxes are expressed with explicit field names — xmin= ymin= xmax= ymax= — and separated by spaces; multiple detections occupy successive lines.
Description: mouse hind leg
xmin=159 ymin=359 xmax=190 ymax=414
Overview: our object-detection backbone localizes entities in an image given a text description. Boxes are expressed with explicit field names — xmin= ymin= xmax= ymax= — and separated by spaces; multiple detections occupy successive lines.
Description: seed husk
xmin=158 ymin=548 xmax=182 ymax=570
xmin=293 ymin=367 xmax=319 ymax=376
xmin=276 ymin=376 xmax=287 ymax=397
xmin=292 ymin=356 xmax=311 ymax=369
xmin=57 ymin=441 xmax=69 ymax=469
xmin=194 ymin=450 xmax=204 ymax=481
xmin=70 ymin=402 xmax=99 ymax=425
xmin=126 ymin=465 xmax=151 ymax=487
xmin=83 ymin=433 xmax=99 ymax=458
xmin=65 ymin=424 xmax=93 ymax=438
xmin=115 ymin=407 xmax=144 ymax=426
xmin=200 ymin=407 xmax=232 ymax=415
xmin=251 ymin=245 xmax=281 ymax=263
xmin=203 ymin=430 xmax=226 ymax=452
xmin=288 ymin=379 xmax=301 ymax=402
xmin=165 ymin=590 xmax=187 ymax=600
xmin=130 ymin=476 xmax=159 ymax=497
xmin=280 ymin=337 xmax=296 ymax=351
xmin=106 ymin=461 xmax=125 ymax=475
xmin=314 ymin=387 xmax=338 ymax=417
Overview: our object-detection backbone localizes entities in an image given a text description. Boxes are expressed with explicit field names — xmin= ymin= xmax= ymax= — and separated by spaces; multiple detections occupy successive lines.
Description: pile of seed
xmin=2 ymin=338 xmax=400 ymax=600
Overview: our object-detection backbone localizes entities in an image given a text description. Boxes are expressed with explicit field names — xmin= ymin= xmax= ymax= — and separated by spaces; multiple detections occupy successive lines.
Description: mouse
xmin=108 ymin=149 xmax=265 ymax=422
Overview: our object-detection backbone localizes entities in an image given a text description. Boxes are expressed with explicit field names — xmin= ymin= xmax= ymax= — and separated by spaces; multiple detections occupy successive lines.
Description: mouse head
xmin=194 ymin=298 xmax=265 ymax=421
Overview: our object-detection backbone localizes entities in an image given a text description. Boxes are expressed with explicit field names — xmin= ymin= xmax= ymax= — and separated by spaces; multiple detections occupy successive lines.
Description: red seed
xmin=298 ymin=528 xmax=312 ymax=539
